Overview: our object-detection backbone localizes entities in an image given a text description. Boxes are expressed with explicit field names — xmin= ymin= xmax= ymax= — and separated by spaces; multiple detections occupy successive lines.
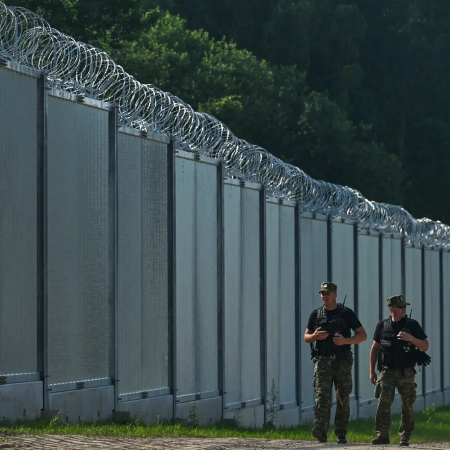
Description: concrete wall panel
xmin=176 ymin=396 xmax=222 ymax=425
xmin=223 ymin=183 xmax=242 ymax=407
xmin=424 ymin=249 xmax=443 ymax=407
xmin=404 ymin=246 xmax=424 ymax=408
xmin=224 ymin=184 xmax=261 ymax=408
xmin=443 ymin=252 xmax=450 ymax=399
xmin=300 ymin=215 xmax=328 ymax=418
xmin=176 ymin=157 xmax=219 ymax=399
xmin=0 ymin=382 xmax=43 ymax=421
xmin=331 ymin=222 xmax=355 ymax=310
xmin=382 ymin=237 xmax=402 ymax=302
xmin=118 ymin=395 xmax=173 ymax=424
xmin=117 ymin=131 xmax=170 ymax=397
xmin=176 ymin=157 xmax=197 ymax=397
xmin=47 ymin=95 xmax=110 ymax=386
xmin=357 ymin=233 xmax=379 ymax=417
xmin=240 ymin=188 xmax=262 ymax=404
xmin=223 ymin=404 xmax=265 ymax=428
xmin=194 ymin=162 xmax=219 ymax=396
xmin=49 ymin=386 xmax=114 ymax=422
xmin=330 ymin=221 xmax=356 ymax=416
xmin=0 ymin=67 xmax=38 ymax=375
xmin=278 ymin=204 xmax=297 ymax=406
xmin=266 ymin=202 xmax=296 ymax=410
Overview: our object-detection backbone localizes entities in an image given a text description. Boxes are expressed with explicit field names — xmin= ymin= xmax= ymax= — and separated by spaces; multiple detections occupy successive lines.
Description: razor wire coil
xmin=1 ymin=1 xmax=449 ymax=248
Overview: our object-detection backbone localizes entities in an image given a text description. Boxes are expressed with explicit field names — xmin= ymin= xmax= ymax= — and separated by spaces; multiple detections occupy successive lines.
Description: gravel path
xmin=1 ymin=436 xmax=449 ymax=450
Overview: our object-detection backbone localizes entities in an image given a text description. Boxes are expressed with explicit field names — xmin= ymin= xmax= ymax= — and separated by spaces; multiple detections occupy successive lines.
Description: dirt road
xmin=1 ymin=436 xmax=450 ymax=450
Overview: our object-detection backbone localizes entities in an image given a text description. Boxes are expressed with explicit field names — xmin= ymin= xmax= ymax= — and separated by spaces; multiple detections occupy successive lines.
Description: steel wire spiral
xmin=1 ymin=1 xmax=449 ymax=248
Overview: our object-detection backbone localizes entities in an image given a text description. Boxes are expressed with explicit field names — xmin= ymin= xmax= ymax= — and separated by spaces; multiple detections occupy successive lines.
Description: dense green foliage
xmin=11 ymin=0 xmax=450 ymax=222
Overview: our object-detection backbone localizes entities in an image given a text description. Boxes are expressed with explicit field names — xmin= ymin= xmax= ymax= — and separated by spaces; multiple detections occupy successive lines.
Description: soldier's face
xmin=390 ymin=305 xmax=407 ymax=318
xmin=321 ymin=291 xmax=337 ymax=304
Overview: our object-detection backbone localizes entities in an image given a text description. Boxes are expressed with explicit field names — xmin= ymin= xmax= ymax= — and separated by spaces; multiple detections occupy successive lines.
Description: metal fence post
xmin=259 ymin=188 xmax=267 ymax=425
xmin=108 ymin=105 xmax=119 ymax=412
xmin=217 ymin=162 xmax=225 ymax=418
xmin=353 ymin=223 xmax=359 ymax=418
xmin=421 ymin=246 xmax=426 ymax=398
xmin=440 ymin=249 xmax=444 ymax=394
xmin=167 ymin=140 xmax=177 ymax=420
xmin=294 ymin=203 xmax=301 ymax=416
xmin=378 ymin=234 xmax=383 ymax=321
xmin=327 ymin=217 xmax=332 ymax=280
xmin=401 ymin=238 xmax=406 ymax=298
xmin=37 ymin=70 xmax=49 ymax=412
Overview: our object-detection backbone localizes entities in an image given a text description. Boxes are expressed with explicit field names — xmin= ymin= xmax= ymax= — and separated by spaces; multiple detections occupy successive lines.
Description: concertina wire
xmin=1 ymin=1 xmax=449 ymax=248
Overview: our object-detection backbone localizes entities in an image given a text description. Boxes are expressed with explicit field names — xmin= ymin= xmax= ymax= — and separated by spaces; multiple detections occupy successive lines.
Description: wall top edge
xmin=0 ymin=61 xmax=41 ymax=78
xmin=331 ymin=218 xmax=356 ymax=226
xmin=224 ymin=178 xmax=262 ymax=191
xmin=358 ymin=229 xmax=381 ymax=237
xmin=404 ymin=242 xmax=448 ymax=251
xmin=381 ymin=232 xmax=403 ymax=240
xmin=404 ymin=242 xmax=424 ymax=249
xmin=424 ymin=245 xmax=442 ymax=252
xmin=299 ymin=212 xmax=328 ymax=221
xmin=175 ymin=149 xmax=220 ymax=166
xmin=266 ymin=196 xmax=296 ymax=207
xmin=119 ymin=126 xmax=170 ymax=144
xmin=48 ymin=88 xmax=112 ymax=111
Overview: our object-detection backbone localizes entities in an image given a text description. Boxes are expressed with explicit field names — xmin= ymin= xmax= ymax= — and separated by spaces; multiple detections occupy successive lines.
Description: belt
xmin=319 ymin=351 xmax=351 ymax=360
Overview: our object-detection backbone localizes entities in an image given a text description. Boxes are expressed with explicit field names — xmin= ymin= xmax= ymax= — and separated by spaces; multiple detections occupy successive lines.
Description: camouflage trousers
xmin=313 ymin=353 xmax=353 ymax=436
xmin=374 ymin=367 xmax=416 ymax=439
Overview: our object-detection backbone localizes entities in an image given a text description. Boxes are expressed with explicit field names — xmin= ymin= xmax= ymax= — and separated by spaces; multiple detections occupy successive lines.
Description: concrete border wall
xmin=0 ymin=63 xmax=448 ymax=426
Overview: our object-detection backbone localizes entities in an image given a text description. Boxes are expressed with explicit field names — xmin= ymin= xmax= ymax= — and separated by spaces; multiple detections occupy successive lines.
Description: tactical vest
xmin=312 ymin=304 xmax=349 ymax=356
xmin=378 ymin=317 xmax=414 ymax=370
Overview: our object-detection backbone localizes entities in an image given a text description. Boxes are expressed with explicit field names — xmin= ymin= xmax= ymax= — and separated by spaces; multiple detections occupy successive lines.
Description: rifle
xmin=328 ymin=294 xmax=347 ymax=335
xmin=406 ymin=309 xmax=431 ymax=368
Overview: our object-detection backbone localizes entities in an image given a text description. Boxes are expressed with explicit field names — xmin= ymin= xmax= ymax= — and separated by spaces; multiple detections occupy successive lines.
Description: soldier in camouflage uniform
xmin=370 ymin=295 xmax=429 ymax=446
xmin=304 ymin=282 xmax=367 ymax=444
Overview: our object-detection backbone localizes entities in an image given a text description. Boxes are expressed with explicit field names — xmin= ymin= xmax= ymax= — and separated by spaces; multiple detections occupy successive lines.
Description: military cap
xmin=387 ymin=294 xmax=410 ymax=307
xmin=319 ymin=282 xmax=337 ymax=293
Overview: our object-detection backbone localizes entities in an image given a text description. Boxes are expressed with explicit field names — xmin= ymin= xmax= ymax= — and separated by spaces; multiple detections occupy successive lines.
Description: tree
xmin=9 ymin=0 xmax=171 ymax=45
xmin=7 ymin=0 xmax=410 ymax=210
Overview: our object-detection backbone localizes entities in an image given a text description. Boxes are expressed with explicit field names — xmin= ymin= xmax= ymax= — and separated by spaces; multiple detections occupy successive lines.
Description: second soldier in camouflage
xmin=369 ymin=295 xmax=429 ymax=447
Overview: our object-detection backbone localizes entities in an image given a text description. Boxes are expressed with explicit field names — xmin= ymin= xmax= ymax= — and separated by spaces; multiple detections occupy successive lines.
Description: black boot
xmin=399 ymin=437 xmax=410 ymax=447
xmin=312 ymin=427 xmax=327 ymax=443
xmin=372 ymin=435 xmax=390 ymax=445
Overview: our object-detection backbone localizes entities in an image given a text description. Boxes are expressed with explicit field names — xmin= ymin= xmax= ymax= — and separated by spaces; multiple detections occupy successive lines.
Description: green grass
xmin=345 ymin=404 xmax=450 ymax=443
xmin=1 ymin=404 xmax=450 ymax=443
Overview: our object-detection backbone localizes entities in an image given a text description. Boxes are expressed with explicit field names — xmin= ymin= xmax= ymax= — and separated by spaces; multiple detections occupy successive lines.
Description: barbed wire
xmin=1 ymin=1 xmax=449 ymax=248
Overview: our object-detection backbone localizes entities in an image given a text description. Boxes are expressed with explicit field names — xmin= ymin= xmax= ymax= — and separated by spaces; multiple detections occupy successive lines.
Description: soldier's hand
xmin=370 ymin=371 xmax=377 ymax=385
xmin=314 ymin=327 xmax=329 ymax=341
xmin=333 ymin=333 xmax=346 ymax=346
xmin=397 ymin=331 xmax=413 ymax=342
